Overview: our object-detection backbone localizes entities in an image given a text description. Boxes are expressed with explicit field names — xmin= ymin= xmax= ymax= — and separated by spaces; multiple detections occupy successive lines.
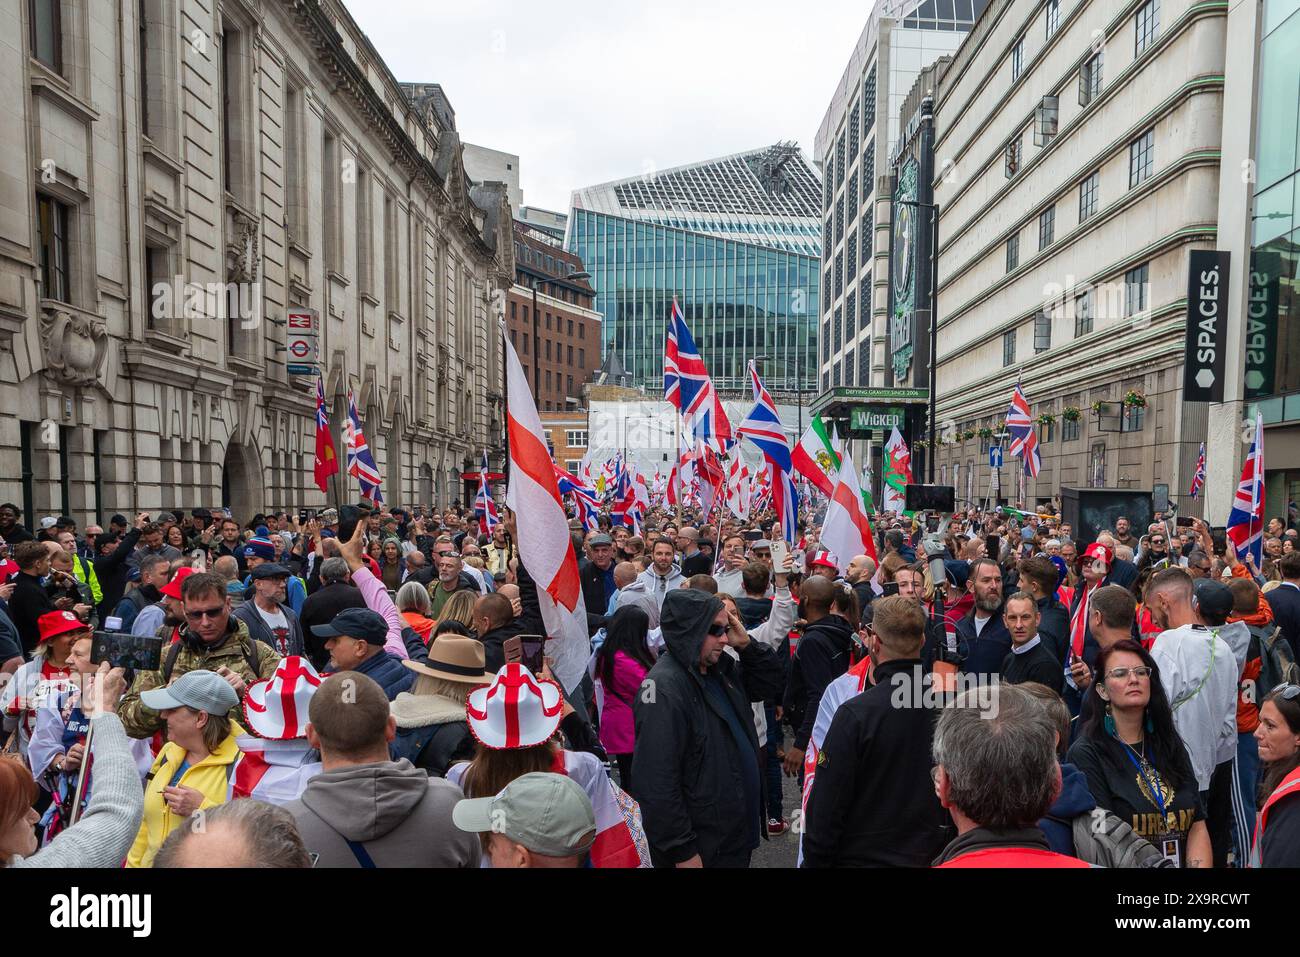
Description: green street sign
xmin=850 ymin=405 xmax=905 ymax=433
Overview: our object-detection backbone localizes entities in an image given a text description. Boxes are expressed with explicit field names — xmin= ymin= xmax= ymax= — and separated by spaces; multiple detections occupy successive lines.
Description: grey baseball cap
xmin=588 ymin=534 xmax=613 ymax=546
xmin=140 ymin=668 xmax=239 ymax=715
xmin=452 ymin=772 xmax=596 ymax=858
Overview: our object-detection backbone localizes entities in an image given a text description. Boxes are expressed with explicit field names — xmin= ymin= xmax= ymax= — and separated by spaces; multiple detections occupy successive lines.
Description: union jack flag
xmin=1226 ymin=412 xmax=1265 ymax=567
xmin=474 ymin=450 xmax=499 ymax=537
xmin=1004 ymin=383 xmax=1041 ymax=478
xmin=664 ymin=298 xmax=732 ymax=451
xmin=1189 ymin=443 xmax=1206 ymax=500
xmin=344 ymin=388 xmax=384 ymax=504
xmin=738 ymin=361 xmax=798 ymax=542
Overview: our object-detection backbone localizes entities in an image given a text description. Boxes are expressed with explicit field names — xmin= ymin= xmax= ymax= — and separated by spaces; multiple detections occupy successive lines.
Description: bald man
xmin=606 ymin=561 xmax=660 ymax=629
xmin=677 ymin=527 xmax=711 ymax=578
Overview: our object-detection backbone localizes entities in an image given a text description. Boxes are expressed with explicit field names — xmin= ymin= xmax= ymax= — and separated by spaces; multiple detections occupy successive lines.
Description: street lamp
xmin=895 ymin=197 xmax=940 ymax=483
xmin=530 ymin=269 xmax=591 ymax=409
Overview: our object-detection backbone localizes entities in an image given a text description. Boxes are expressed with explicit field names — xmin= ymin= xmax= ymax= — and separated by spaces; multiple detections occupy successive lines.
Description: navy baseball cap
xmin=311 ymin=608 xmax=388 ymax=645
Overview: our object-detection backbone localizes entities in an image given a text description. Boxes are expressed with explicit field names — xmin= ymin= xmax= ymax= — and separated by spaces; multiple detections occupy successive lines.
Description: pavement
xmin=752 ymin=729 xmax=803 ymax=869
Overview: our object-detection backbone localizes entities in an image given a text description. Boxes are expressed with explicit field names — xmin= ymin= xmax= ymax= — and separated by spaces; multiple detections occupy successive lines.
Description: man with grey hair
xmin=153 ymin=799 xmax=311 ymax=868
xmin=932 ymin=684 xmax=1089 ymax=867
xmin=299 ymin=556 xmax=365 ymax=671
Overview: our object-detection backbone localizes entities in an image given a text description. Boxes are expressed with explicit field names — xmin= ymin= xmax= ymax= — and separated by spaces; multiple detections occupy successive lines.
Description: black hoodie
xmin=632 ymin=589 xmax=786 ymax=867
xmin=783 ymin=614 xmax=855 ymax=752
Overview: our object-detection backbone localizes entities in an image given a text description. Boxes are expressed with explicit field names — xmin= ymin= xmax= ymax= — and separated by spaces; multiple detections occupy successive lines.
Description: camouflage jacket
xmin=117 ymin=617 xmax=281 ymax=739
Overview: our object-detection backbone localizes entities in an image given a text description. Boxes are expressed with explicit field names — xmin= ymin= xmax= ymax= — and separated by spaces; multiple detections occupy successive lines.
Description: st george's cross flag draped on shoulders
xmin=502 ymin=323 xmax=590 ymax=694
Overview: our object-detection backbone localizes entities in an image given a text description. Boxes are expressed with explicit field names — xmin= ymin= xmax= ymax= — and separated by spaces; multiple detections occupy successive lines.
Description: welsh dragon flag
xmin=792 ymin=416 xmax=841 ymax=496
xmin=883 ymin=427 xmax=912 ymax=515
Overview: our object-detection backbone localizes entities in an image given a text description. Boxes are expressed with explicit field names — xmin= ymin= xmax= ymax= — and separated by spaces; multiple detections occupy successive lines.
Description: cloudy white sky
xmin=347 ymin=0 xmax=870 ymax=213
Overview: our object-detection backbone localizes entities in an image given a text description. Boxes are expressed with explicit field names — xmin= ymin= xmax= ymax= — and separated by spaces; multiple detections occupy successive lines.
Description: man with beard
xmin=0 ymin=503 xmax=34 ymax=545
xmin=1113 ymin=517 xmax=1137 ymax=552
xmin=952 ymin=558 xmax=1009 ymax=680
xmin=782 ymin=578 xmax=854 ymax=778
xmin=114 ymin=555 xmax=172 ymax=634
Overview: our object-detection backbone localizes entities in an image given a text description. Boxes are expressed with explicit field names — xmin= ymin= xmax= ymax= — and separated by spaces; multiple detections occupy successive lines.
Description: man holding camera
xmin=118 ymin=572 xmax=281 ymax=738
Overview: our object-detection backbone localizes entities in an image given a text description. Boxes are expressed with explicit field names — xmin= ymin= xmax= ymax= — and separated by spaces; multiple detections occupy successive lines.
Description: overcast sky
xmin=347 ymin=0 xmax=870 ymax=213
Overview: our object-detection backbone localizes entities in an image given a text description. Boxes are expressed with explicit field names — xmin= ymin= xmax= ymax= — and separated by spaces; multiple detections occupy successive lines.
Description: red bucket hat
xmin=37 ymin=610 xmax=90 ymax=644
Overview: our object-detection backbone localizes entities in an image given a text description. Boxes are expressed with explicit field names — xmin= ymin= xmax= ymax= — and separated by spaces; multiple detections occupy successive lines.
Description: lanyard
xmin=1120 ymin=740 xmax=1168 ymax=828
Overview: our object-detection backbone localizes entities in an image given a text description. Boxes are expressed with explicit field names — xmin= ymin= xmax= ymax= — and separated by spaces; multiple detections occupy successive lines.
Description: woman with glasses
xmin=1067 ymin=639 xmax=1211 ymax=867
xmin=1251 ymin=684 xmax=1300 ymax=866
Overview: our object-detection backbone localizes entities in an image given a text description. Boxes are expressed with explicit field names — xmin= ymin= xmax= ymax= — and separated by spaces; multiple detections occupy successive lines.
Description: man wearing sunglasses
xmin=118 ymin=571 xmax=281 ymax=739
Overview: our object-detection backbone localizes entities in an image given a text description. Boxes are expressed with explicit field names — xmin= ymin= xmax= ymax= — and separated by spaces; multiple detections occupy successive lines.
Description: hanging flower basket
xmin=1090 ymin=400 xmax=1108 ymax=415
xmin=1123 ymin=389 xmax=1147 ymax=409
xmin=915 ymin=439 xmax=929 ymax=449
xmin=977 ymin=427 xmax=994 ymax=439
xmin=1036 ymin=412 xmax=1056 ymax=427
xmin=1062 ymin=406 xmax=1081 ymax=422
xmin=962 ymin=429 xmax=975 ymax=440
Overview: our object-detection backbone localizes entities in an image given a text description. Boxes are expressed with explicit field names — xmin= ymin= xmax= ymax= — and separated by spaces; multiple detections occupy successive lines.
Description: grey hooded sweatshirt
xmin=285 ymin=758 xmax=479 ymax=867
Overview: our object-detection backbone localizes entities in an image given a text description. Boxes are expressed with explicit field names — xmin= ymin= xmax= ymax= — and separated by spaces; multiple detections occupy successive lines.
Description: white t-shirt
xmin=1150 ymin=622 xmax=1239 ymax=791
xmin=254 ymin=603 xmax=292 ymax=656
xmin=972 ymin=613 xmax=992 ymax=637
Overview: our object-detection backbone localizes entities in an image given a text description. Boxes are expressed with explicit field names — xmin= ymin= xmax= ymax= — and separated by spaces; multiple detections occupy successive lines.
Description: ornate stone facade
xmin=0 ymin=0 xmax=513 ymax=522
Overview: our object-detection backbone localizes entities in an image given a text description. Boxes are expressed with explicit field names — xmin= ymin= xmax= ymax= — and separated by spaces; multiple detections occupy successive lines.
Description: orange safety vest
xmin=1250 ymin=765 xmax=1300 ymax=867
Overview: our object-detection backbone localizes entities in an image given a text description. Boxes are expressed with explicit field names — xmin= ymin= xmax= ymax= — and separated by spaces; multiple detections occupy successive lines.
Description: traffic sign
xmin=989 ymin=446 xmax=1004 ymax=469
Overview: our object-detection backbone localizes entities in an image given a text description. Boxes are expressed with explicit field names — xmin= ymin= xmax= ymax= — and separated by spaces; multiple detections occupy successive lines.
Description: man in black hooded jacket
xmin=632 ymin=588 xmax=786 ymax=867
xmin=782 ymin=577 xmax=853 ymax=776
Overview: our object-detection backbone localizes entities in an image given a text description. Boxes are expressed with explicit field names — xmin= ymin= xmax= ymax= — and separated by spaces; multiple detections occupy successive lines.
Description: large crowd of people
xmin=1 ymin=497 xmax=1298 ymax=869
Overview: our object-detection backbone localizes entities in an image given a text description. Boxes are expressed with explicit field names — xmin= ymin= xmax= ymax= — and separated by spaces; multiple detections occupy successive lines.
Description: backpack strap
xmin=161 ymin=641 xmax=184 ymax=684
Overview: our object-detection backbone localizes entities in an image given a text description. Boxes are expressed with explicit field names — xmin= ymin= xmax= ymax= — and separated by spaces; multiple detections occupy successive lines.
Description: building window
xmin=980 ymin=431 xmax=991 ymax=455
xmin=567 ymin=319 xmax=574 ymax=336
xmin=29 ymin=0 xmax=62 ymax=73
xmin=144 ymin=244 xmax=172 ymax=332
xmin=1046 ymin=0 xmax=1060 ymax=38
xmin=1125 ymin=263 xmax=1149 ymax=316
xmin=1003 ymin=330 xmax=1017 ymax=366
xmin=383 ymin=192 xmax=398 ymax=309
xmin=1121 ymin=403 xmax=1146 ymax=432
xmin=848 ymin=102 xmax=860 ymax=147
xmin=847 ymin=171 xmax=858 ymax=216
xmin=862 ymin=210 xmax=873 ymax=265
xmin=1078 ymin=170 xmax=1099 ymax=221
xmin=1034 ymin=310 xmax=1051 ymax=353
xmin=833 ymin=306 xmax=843 ymax=349
xmin=578 ymin=324 xmax=584 ymax=340
xmin=1129 ymin=128 xmax=1154 ymax=188
xmin=1089 ymin=443 xmax=1107 ymax=487
xmin=545 ymin=340 xmax=551 ymax=361
xmin=844 ymin=347 xmax=855 ymax=385
xmin=836 ymin=133 xmax=846 ymax=185
xmin=578 ymin=348 xmax=585 ymax=366
xmin=36 ymin=195 xmax=71 ymax=303
xmin=356 ymin=165 xmax=373 ymax=295
xmin=835 ymin=196 xmax=844 ymax=242
xmin=566 ymin=430 xmax=588 ymax=448
xmin=1040 ymin=419 xmax=1054 ymax=443
xmin=1011 ymin=37 xmax=1023 ymax=82
xmin=567 ymin=345 xmax=574 ymax=364
xmin=862 ymin=142 xmax=875 ymax=208
xmin=1006 ymin=233 xmax=1019 ymax=272
xmin=835 ymin=253 xmax=843 ymax=298
xmin=1063 ymin=416 xmax=1081 ymax=442
xmin=1079 ymin=49 xmax=1103 ymax=106
xmin=323 ymin=131 xmax=342 ymax=271
xmin=846 ymin=231 xmax=857 ymax=276
xmin=858 ymin=345 xmax=870 ymax=383
xmin=1135 ymin=0 xmax=1160 ymax=54
xmin=1004 ymin=136 xmax=1023 ymax=179
xmin=859 ymin=277 xmax=870 ymax=331
xmin=1038 ymin=205 xmax=1055 ymax=249
xmin=1033 ymin=96 xmax=1059 ymax=146
xmin=1075 ymin=289 xmax=1093 ymax=337
xmin=863 ymin=67 xmax=876 ymax=137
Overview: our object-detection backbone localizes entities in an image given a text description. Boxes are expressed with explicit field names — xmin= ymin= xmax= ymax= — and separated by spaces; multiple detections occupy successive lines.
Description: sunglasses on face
xmin=184 ymin=606 xmax=226 ymax=622
xmin=707 ymin=623 xmax=728 ymax=637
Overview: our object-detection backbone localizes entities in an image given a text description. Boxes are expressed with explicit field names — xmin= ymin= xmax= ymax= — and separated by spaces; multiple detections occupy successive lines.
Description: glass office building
xmin=566 ymin=144 xmax=821 ymax=394
xmin=1251 ymin=0 xmax=1300 ymax=518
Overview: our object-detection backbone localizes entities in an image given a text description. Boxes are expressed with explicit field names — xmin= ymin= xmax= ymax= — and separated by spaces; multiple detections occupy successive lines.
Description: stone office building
xmin=0 ymin=0 xmax=514 ymax=526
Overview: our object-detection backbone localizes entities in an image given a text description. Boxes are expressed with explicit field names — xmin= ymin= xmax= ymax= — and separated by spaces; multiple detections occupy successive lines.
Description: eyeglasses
xmin=1105 ymin=666 xmax=1153 ymax=681
xmin=184 ymin=606 xmax=226 ymax=622
xmin=707 ymin=623 xmax=728 ymax=637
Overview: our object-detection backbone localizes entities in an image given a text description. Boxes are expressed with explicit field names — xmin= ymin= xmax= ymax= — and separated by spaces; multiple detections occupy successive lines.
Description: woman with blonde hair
xmin=438 ymin=589 xmax=477 ymax=632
